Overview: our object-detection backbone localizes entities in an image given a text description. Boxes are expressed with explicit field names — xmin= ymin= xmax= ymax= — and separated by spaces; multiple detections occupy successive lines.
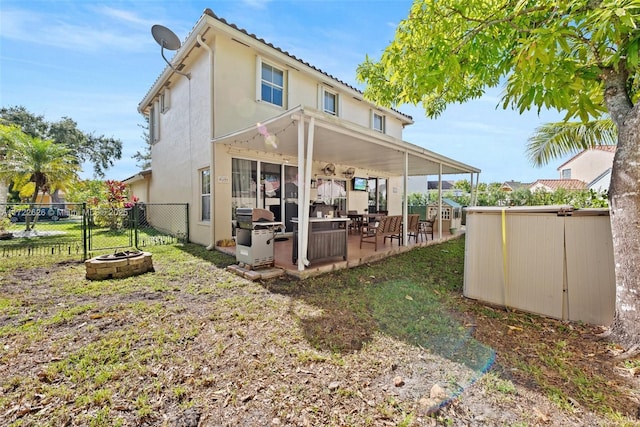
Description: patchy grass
xmin=0 ymin=239 xmax=637 ymax=426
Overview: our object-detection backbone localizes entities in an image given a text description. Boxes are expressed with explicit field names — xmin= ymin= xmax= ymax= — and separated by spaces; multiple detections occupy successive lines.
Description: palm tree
xmin=0 ymin=126 xmax=80 ymax=231
xmin=526 ymin=119 xmax=617 ymax=167
xmin=0 ymin=124 xmax=24 ymax=209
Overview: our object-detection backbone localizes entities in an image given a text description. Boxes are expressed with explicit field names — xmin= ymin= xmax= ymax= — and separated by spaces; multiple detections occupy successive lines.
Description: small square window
xmin=373 ymin=112 xmax=385 ymax=133
xmin=561 ymin=168 xmax=571 ymax=179
xmin=261 ymin=63 xmax=284 ymax=107
xmin=323 ymin=90 xmax=337 ymax=115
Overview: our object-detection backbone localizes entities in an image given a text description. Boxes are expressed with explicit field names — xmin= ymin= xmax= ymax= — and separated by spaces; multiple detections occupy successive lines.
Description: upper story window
xmin=149 ymin=105 xmax=160 ymax=144
xmin=323 ymin=89 xmax=338 ymax=115
xmin=372 ymin=111 xmax=385 ymax=133
xmin=260 ymin=62 xmax=284 ymax=107
xmin=160 ymin=89 xmax=170 ymax=113
xmin=561 ymin=168 xmax=571 ymax=179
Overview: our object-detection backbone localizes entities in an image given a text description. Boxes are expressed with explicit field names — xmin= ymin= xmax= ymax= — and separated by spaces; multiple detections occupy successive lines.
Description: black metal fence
xmin=1 ymin=203 xmax=188 ymax=260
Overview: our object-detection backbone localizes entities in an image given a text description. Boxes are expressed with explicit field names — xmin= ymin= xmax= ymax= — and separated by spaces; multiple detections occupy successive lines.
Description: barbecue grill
xmin=235 ymin=208 xmax=284 ymax=269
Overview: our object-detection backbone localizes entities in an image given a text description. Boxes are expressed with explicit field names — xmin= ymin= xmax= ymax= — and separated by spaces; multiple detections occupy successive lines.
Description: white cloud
xmin=0 ymin=7 xmax=151 ymax=53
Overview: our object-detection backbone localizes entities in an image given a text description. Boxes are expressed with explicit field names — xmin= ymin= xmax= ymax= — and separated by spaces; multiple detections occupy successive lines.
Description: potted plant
xmin=449 ymin=227 xmax=457 ymax=235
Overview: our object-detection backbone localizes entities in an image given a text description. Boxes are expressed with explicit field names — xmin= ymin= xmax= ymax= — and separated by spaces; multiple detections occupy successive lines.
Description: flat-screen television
xmin=352 ymin=177 xmax=368 ymax=191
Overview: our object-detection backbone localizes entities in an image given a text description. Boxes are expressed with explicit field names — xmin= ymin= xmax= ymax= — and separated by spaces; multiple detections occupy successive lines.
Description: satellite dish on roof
xmin=151 ymin=24 xmax=190 ymax=79
xmin=151 ymin=24 xmax=182 ymax=50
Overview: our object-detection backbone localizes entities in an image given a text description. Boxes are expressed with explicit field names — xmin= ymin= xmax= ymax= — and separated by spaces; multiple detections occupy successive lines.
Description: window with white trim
xmin=561 ymin=168 xmax=571 ymax=179
xmin=201 ymin=168 xmax=211 ymax=222
xmin=322 ymin=88 xmax=338 ymax=115
xmin=260 ymin=61 xmax=284 ymax=107
xmin=150 ymin=105 xmax=160 ymax=144
xmin=372 ymin=111 xmax=385 ymax=133
xmin=160 ymin=89 xmax=170 ymax=113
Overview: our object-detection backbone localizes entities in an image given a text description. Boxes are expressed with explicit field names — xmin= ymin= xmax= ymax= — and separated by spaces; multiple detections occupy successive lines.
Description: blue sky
xmin=1 ymin=0 xmax=568 ymax=184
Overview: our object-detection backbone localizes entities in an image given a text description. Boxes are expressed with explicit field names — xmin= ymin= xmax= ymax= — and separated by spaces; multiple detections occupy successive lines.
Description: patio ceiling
xmin=213 ymin=106 xmax=480 ymax=177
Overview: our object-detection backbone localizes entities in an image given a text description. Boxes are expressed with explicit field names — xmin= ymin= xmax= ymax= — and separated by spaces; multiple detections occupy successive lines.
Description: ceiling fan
xmin=343 ymin=167 xmax=355 ymax=180
xmin=322 ymin=163 xmax=336 ymax=176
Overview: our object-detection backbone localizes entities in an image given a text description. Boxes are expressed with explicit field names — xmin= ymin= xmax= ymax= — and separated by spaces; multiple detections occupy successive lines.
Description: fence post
xmin=82 ymin=202 xmax=87 ymax=261
xmin=134 ymin=203 xmax=139 ymax=249
xmin=185 ymin=204 xmax=189 ymax=243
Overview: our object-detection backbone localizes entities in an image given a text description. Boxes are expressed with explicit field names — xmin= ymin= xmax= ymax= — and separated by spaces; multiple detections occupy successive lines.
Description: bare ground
xmin=0 ymin=253 xmax=639 ymax=426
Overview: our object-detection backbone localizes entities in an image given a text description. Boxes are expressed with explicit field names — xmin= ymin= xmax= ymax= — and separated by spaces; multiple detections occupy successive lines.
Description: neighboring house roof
xmin=139 ymin=8 xmax=412 ymax=123
xmin=427 ymin=180 xmax=455 ymax=190
xmin=122 ymin=169 xmax=152 ymax=184
xmin=557 ymin=145 xmax=616 ymax=171
xmin=529 ymin=179 xmax=587 ymax=191
xmin=588 ymin=168 xmax=612 ymax=191
xmin=501 ymin=181 xmax=529 ymax=192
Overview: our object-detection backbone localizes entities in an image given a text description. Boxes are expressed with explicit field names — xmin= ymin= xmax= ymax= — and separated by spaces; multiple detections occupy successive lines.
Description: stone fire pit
xmin=85 ymin=250 xmax=154 ymax=280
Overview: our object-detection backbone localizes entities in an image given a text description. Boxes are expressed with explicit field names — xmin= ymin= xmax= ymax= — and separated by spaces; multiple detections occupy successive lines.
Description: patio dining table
xmin=347 ymin=213 xmax=363 ymax=233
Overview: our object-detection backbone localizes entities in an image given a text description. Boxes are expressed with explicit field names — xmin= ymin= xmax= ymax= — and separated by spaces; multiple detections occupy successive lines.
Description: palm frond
xmin=526 ymin=119 xmax=617 ymax=167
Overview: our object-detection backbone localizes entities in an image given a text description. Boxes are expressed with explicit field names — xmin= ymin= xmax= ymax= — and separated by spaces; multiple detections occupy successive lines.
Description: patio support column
xmin=469 ymin=172 xmax=475 ymax=208
xmin=299 ymin=116 xmax=315 ymax=270
xmin=438 ymin=163 xmax=443 ymax=240
xmin=403 ymin=150 xmax=408 ymax=246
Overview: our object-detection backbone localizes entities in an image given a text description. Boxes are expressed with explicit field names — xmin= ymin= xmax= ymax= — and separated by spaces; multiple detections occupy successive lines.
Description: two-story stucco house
xmin=556 ymin=145 xmax=616 ymax=192
xmin=130 ymin=9 xmax=480 ymax=271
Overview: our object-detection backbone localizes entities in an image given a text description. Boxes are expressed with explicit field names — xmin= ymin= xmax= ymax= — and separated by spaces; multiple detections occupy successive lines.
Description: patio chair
xmin=360 ymin=215 xmax=402 ymax=251
xmin=406 ymin=214 xmax=421 ymax=243
xmin=420 ymin=214 xmax=436 ymax=241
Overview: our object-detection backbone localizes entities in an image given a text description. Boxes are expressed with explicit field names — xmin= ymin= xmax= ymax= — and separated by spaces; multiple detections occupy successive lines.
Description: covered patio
xmin=219 ymin=224 xmax=463 ymax=279
xmin=212 ymin=105 xmax=479 ymax=274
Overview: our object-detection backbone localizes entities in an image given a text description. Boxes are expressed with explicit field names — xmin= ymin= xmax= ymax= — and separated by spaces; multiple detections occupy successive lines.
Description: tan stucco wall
xmin=145 ymin=27 xmax=412 ymax=246
xmin=559 ymin=149 xmax=614 ymax=184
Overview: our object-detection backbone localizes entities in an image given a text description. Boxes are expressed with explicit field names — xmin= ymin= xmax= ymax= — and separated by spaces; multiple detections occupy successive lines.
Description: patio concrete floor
xmin=218 ymin=228 xmax=463 ymax=279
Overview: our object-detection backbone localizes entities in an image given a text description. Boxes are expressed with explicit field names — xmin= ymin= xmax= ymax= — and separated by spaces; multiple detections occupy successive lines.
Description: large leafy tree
xmin=357 ymin=0 xmax=640 ymax=351
xmin=0 ymin=125 xmax=80 ymax=230
xmin=0 ymin=106 xmax=122 ymax=177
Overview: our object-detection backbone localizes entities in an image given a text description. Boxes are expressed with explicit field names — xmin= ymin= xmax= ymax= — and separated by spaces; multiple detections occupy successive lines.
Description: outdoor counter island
xmin=291 ymin=217 xmax=349 ymax=265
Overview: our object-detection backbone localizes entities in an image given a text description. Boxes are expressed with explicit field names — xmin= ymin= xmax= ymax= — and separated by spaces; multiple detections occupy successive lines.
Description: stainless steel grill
xmin=235 ymin=208 xmax=284 ymax=269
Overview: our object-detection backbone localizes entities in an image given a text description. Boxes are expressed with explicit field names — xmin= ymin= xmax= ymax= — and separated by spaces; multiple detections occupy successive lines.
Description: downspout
xmin=198 ymin=33 xmax=217 ymax=251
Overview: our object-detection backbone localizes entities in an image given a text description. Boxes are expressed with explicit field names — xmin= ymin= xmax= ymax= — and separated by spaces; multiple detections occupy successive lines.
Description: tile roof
xmin=529 ymin=179 xmax=587 ymax=191
xmin=501 ymin=181 xmax=530 ymax=191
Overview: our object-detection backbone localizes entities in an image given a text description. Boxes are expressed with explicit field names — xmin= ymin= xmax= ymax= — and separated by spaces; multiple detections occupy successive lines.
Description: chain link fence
xmin=1 ymin=203 xmax=188 ymax=260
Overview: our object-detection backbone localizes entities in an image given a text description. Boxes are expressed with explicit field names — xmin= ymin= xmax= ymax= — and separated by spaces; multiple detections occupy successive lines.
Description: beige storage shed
xmin=463 ymin=206 xmax=615 ymax=326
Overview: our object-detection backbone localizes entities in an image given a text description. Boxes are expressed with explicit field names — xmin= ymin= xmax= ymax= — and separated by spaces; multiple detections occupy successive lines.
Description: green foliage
xmin=92 ymin=180 xmax=131 ymax=230
xmin=527 ymin=120 xmax=617 ymax=167
xmin=357 ymin=0 xmax=639 ymax=123
xmin=0 ymin=106 xmax=123 ymax=177
xmin=132 ymin=114 xmax=151 ymax=170
xmin=0 ymin=124 xmax=80 ymax=230
xmin=66 ymin=179 xmax=108 ymax=204
xmin=407 ymin=192 xmax=428 ymax=205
